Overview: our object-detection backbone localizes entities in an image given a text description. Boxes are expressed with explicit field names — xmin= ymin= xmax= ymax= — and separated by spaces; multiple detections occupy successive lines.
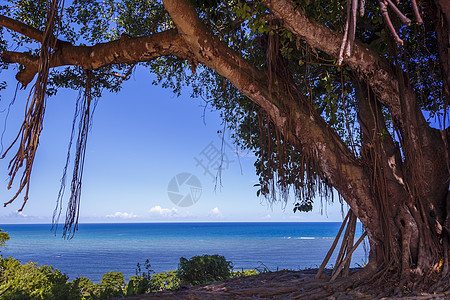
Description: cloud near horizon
xmin=5 ymin=211 xmax=29 ymax=218
xmin=149 ymin=206 xmax=179 ymax=217
xmin=105 ymin=212 xmax=137 ymax=219
xmin=208 ymin=207 xmax=223 ymax=218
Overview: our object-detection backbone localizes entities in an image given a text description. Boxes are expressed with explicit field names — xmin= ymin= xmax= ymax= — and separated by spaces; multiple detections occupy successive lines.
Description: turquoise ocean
xmin=0 ymin=222 xmax=367 ymax=282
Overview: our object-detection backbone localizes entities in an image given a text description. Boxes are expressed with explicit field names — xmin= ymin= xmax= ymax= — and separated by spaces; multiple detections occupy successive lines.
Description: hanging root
xmin=1 ymin=0 xmax=62 ymax=210
xmin=62 ymin=70 xmax=97 ymax=238
xmin=339 ymin=0 xmax=422 ymax=63
xmin=51 ymin=88 xmax=84 ymax=231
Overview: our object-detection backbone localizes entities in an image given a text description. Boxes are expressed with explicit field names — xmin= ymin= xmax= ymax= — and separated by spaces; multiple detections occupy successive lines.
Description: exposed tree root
xmin=122 ymin=267 xmax=450 ymax=299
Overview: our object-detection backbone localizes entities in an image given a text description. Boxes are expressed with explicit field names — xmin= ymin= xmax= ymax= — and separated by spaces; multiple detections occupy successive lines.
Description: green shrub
xmin=0 ymin=257 xmax=80 ymax=300
xmin=151 ymin=270 xmax=180 ymax=291
xmin=94 ymin=271 xmax=125 ymax=299
xmin=231 ymin=269 xmax=259 ymax=278
xmin=71 ymin=277 xmax=94 ymax=299
xmin=125 ymin=260 xmax=153 ymax=296
xmin=0 ymin=229 xmax=9 ymax=250
xmin=177 ymin=254 xmax=233 ymax=286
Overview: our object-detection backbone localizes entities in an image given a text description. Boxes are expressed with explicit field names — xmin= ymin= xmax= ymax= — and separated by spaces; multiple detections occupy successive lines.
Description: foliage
xmin=71 ymin=277 xmax=94 ymax=299
xmin=293 ymin=201 xmax=313 ymax=213
xmin=0 ymin=257 xmax=80 ymax=300
xmin=230 ymin=269 xmax=259 ymax=278
xmin=1 ymin=0 xmax=445 ymax=222
xmin=94 ymin=271 xmax=125 ymax=298
xmin=0 ymin=247 xmax=261 ymax=298
xmin=125 ymin=259 xmax=153 ymax=296
xmin=177 ymin=254 xmax=233 ymax=286
xmin=0 ymin=229 xmax=9 ymax=251
xmin=150 ymin=270 xmax=180 ymax=291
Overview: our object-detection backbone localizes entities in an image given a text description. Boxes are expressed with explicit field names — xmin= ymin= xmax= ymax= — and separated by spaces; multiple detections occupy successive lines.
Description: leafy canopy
xmin=0 ymin=0 xmax=445 ymax=215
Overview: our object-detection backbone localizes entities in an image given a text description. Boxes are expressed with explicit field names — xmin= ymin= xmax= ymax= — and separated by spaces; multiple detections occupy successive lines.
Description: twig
xmin=97 ymin=72 xmax=127 ymax=78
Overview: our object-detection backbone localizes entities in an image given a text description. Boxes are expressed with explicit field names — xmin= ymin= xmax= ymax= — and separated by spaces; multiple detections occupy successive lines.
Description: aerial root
xmin=429 ymin=272 xmax=450 ymax=293
xmin=288 ymin=268 xmax=375 ymax=299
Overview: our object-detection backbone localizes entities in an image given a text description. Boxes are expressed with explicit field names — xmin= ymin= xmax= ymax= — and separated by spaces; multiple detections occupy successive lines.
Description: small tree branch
xmin=0 ymin=14 xmax=68 ymax=50
xmin=0 ymin=15 xmax=45 ymax=43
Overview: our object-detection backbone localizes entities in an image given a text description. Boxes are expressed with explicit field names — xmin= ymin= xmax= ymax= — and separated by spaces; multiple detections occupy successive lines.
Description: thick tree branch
xmin=162 ymin=0 xmax=381 ymax=238
xmin=1 ymin=51 xmax=39 ymax=85
xmin=0 ymin=29 xmax=192 ymax=86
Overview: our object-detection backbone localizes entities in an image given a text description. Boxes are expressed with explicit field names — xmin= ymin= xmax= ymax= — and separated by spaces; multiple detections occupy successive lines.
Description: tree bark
xmin=0 ymin=27 xmax=192 ymax=87
xmin=427 ymin=0 xmax=450 ymax=104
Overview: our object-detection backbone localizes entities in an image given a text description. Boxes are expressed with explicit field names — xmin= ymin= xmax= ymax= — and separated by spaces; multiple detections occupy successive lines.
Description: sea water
xmin=0 ymin=222 xmax=368 ymax=282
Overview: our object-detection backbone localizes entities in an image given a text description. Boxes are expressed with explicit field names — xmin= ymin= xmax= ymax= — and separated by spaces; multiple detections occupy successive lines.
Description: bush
xmin=0 ymin=229 xmax=9 ymax=250
xmin=94 ymin=271 xmax=125 ymax=299
xmin=231 ymin=269 xmax=259 ymax=278
xmin=177 ymin=254 xmax=233 ymax=286
xmin=151 ymin=270 xmax=180 ymax=291
xmin=71 ymin=277 xmax=94 ymax=299
xmin=0 ymin=257 xmax=80 ymax=300
xmin=125 ymin=260 xmax=152 ymax=296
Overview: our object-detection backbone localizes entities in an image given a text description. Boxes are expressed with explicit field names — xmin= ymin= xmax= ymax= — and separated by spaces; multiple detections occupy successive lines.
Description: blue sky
xmin=0 ymin=66 xmax=346 ymax=224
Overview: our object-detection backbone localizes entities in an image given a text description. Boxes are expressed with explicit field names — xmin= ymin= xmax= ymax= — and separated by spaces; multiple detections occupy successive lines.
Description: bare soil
xmin=123 ymin=269 xmax=450 ymax=299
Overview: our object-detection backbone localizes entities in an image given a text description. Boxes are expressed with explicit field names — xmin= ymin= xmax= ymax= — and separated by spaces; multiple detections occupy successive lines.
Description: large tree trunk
xmin=262 ymin=0 xmax=450 ymax=285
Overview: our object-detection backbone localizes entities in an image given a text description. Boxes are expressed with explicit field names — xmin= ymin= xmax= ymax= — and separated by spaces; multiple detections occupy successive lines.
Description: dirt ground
xmin=123 ymin=269 xmax=450 ymax=299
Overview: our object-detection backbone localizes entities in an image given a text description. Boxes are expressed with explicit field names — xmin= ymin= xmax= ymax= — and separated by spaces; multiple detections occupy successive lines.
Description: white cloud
xmin=208 ymin=207 xmax=223 ymax=218
xmin=6 ymin=211 xmax=28 ymax=218
xmin=264 ymin=214 xmax=272 ymax=219
xmin=149 ymin=206 xmax=178 ymax=217
xmin=106 ymin=212 xmax=137 ymax=219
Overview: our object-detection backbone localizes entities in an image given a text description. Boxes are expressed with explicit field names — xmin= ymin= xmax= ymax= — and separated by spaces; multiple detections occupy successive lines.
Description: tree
xmin=0 ymin=0 xmax=449 ymax=296
xmin=0 ymin=229 xmax=9 ymax=250
xmin=177 ymin=254 xmax=233 ymax=286
xmin=0 ymin=257 xmax=80 ymax=299
xmin=95 ymin=271 xmax=125 ymax=298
